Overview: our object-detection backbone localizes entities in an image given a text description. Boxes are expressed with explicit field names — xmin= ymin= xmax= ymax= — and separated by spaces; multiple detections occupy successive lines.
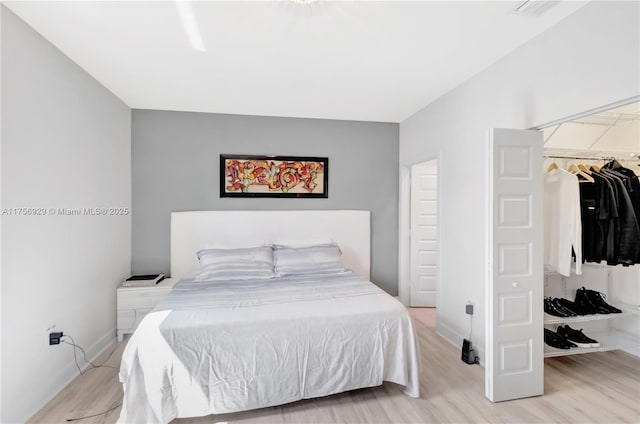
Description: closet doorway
xmin=409 ymin=158 xmax=439 ymax=307
xmin=485 ymin=97 xmax=640 ymax=403
xmin=540 ymin=100 xmax=640 ymax=358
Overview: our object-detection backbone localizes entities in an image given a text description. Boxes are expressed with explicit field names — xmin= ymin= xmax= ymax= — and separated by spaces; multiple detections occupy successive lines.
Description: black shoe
xmin=574 ymin=287 xmax=608 ymax=315
xmin=545 ymin=298 xmax=571 ymax=317
xmin=544 ymin=328 xmax=577 ymax=349
xmin=552 ymin=298 xmax=577 ymax=316
xmin=582 ymin=288 xmax=622 ymax=314
xmin=556 ymin=325 xmax=600 ymax=348
xmin=556 ymin=298 xmax=580 ymax=315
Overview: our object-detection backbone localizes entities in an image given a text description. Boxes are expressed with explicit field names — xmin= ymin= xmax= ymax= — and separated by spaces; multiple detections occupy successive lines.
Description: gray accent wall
xmin=132 ymin=110 xmax=399 ymax=294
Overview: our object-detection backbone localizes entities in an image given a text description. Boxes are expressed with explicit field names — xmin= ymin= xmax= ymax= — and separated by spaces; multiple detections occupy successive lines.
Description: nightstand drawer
xmin=117 ymin=288 xmax=171 ymax=310
xmin=116 ymin=278 xmax=177 ymax=341
xmin=117 ymin=308 xmax=152 ymax=332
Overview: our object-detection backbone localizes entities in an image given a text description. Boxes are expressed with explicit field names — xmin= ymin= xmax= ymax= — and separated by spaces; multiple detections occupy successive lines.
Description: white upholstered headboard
xmin=170 ymin=210 xmax=371 ymax=280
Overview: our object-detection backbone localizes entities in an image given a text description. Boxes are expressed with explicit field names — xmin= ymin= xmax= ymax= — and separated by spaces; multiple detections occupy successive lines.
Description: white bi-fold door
xmin=410 ymin=159 xmax=438 ymax=307
xmin=486 ymin=128 xmax=544 ymax=402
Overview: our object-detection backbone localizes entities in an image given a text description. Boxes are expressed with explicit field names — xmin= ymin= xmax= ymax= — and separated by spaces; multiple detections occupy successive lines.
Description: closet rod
xmin=544 ymin=155 xmax=616 ymax=161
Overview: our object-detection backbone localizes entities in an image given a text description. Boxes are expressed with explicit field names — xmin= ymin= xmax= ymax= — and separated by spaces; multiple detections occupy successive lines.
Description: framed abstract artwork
xmin=220 ymin=154 xmax=329 ymax=198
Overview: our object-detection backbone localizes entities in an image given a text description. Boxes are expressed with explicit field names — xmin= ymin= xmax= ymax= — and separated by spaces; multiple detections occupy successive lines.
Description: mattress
xmin=117 ymin=272 xmax=420 ymax=423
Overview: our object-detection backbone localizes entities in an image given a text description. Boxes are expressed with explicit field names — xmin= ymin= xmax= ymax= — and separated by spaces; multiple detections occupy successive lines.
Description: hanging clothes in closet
xmin=585 ymin=160 xmax=640 ymax=265
xmin=544 ymin=166 xmax=582 ymax=277
xmin=544 ymin=158 xmax=640 ymax=276
xmin=605 ymin=159 xmax=640 ymax=264
xmin=544 ymin=157 xmax=640 ymax=275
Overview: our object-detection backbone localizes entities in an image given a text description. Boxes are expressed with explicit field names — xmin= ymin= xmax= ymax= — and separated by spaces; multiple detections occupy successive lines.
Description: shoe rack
xmin=543 ymin=263 xmax=638 ymax=358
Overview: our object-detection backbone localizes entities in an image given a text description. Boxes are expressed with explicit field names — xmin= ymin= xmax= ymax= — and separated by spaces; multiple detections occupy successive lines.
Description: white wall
xmin=1 ymin=7 xmax=131 ymax=423
xmin=612 ymin=267 xmax=640 ymax=356
xmin=399 ymin=1 xmax=640 ymax=358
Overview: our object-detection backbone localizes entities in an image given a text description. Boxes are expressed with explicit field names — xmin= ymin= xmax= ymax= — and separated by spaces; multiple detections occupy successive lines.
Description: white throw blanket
xmin=118 ymin=273 xmax=420 ymax=423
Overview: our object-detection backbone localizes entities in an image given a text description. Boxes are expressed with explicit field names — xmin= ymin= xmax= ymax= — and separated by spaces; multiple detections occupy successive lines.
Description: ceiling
xmin=4 ymin=1 xmax=588 ymax=123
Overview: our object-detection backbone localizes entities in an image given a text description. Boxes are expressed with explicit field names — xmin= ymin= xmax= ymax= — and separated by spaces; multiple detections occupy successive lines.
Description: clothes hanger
xmin=608 ymin=159 xmax=623 ymax=169
xmin=577 ymin=164 xmax=592 ymax=175
xmin=547 ymin=162 xmax=559 ymax=172
xmin=568 ymin=163 xmax=594 ymax=183
xmin=591 ymin=164 xmax=601 ymax=172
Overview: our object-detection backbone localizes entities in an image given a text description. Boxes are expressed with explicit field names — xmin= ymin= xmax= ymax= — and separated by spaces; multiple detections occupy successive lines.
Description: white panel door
xmin=410 ymin=159 xmax=438 ymax=307
xmin=486 ymin=128 xmax=543 ymax=402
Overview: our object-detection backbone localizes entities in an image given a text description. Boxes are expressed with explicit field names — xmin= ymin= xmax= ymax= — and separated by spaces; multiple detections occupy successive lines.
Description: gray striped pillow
xmin=195 ymin=246 xmax=275 ymax=281
xmin=273 ymin=244 xmax=347 ymax=276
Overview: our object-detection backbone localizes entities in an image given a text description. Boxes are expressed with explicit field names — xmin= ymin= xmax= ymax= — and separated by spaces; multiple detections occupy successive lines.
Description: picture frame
xmin=220 ymin=154 xmax=329 ymax=198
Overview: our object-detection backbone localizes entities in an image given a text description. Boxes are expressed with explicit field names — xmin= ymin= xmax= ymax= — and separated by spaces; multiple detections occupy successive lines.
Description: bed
xmin=117 ymin=210 xmax=420 ymax=423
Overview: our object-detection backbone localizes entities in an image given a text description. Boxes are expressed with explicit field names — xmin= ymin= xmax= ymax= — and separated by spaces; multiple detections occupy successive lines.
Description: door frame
xmin=398 ymin=153 xmax=442 ymax=307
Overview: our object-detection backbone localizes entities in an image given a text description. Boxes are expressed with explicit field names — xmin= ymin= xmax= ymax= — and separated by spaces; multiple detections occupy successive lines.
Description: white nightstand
xmin=117 ymin=277 xmax=177 ymax=341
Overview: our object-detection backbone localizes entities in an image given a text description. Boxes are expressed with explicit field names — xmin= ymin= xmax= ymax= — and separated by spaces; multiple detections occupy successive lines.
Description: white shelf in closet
xmin=544 ymin=331 xmax=636 ymax=358
xmin=543 ymin=270 xmax=638 ymax=357
xmin=544 ymin=309 xmax=630 ymax=325
xmin=544 ymin=262 xmax=608 ymax=276
xmin=617 ymin=302 xmax=640 ymax=314
xmin=543 ymin=263 xmax=633 ymax=326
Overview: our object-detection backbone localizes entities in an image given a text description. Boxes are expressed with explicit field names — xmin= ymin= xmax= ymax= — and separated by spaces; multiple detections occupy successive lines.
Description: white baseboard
xmin=436 ymin=321 xmax=485 ymax=367
xmin=21 ymin=328 xmax=117 ymax=423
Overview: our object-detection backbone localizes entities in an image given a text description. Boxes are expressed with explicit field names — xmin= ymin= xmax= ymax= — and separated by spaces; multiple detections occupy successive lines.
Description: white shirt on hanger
xmin=544 ymin=168 xmax=582 ymax=276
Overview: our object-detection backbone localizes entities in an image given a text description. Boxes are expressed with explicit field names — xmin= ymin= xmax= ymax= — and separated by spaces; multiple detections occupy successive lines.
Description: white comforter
xmin=118 ymin=272 xmax=420 ymax=424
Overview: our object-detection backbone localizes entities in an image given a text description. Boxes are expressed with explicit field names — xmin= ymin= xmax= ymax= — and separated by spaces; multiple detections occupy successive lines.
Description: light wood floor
xmin=28 ymin=308 xmax=640 ymax=424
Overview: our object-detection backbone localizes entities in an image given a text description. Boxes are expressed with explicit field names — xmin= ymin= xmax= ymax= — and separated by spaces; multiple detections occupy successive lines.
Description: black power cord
xmin=61 ymin=335 xmax=119 ymax=374
xmin=61 ymin=334 xmax=122 ymax=421
xmin=65 ymin=402 xmax=122 ymax=422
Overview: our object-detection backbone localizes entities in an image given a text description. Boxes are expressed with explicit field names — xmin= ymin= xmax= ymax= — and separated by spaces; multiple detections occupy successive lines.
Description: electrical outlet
xmin=49 ymin=331 xmax=63 ymax=345
xmin=465 ymin=304 xmax=474 ymax=315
